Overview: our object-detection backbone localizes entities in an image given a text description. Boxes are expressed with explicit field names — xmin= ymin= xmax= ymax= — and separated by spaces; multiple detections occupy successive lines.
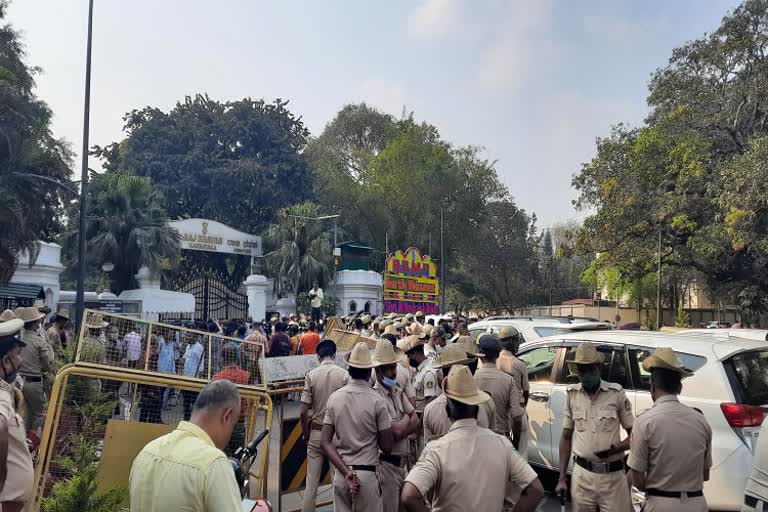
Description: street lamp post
xmin=75 ymin=0 xmax=94 ymax=335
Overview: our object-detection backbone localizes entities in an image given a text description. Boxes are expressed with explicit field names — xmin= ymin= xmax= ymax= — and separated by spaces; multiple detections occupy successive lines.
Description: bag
xmin=271 ymin=336 xmax=291 ymax=357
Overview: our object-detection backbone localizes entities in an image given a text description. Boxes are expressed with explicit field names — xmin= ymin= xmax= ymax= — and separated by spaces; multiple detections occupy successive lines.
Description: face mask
xmin=381 ymin=376 xmax=398 ymax=388
xmin=435 ymin=344 xmax=444 ymax=355
xmin=580 ymin=372 xmax=601 ymax=392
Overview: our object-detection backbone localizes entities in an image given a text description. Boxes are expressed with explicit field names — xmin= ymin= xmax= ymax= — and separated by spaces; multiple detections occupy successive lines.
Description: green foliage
xmin=296 ymin=292 xmax=339 ymax=317
xmin=43 ymin=464 xmax=128 ymax=512
xmin=675 ymin=302 xmax=690 ymax=328
xmin=65 ymin=174 xmax=180 ymax=293
xmin=93 ymin=94 xmax=314 ymax=236
xmin=0 ymin=2 xmax=73 ymax=283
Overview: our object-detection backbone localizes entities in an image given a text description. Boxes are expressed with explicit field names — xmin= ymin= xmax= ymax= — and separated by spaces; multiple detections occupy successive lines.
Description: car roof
xmin=681 ymin=328 xmax=768 ymax=341
xmin=530 ymin=330 xmax=768 ymax=360
xmin=472 ymin=317 xmax=609 ymax=327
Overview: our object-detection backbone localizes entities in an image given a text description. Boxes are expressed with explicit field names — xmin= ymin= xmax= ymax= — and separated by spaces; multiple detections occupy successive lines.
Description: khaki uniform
xmin=628 ymin=395 xmax=711 ymax=512
xmin=0 ymin=380 xmax=34 ymax=504
xmin=422 ymin=393 xmax=496 ymax=442
xmin=323 ymin=380 xmax=392 ymax=512
xmin=46 ymin=325 xmax=63 ymax=356
xmin=19 ymin=327 xmax=53 ymax=432
xmin=396 ymin=364 xmax=415 ymax=403
xmin=564 ymin=380 xmax=634 ymax=512
xmin=405 ymin=418 xmax=538 ymax=512
xmin=413 ymin=359 xmax=440 ymax=412
xmin=744 ymin=419 xmax=768 ymax=511
xmin=374 ymin=381 xmax=415 ymax=512
xmin=300 ymin=360 xmax=349 ymax=512
xmin=498 ymin=350 xmax=530 ymax=458
xmin=474 ymin=363 xmax=524 ymax=436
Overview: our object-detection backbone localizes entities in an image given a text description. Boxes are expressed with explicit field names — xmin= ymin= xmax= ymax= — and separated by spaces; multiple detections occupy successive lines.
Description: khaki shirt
xmin=46 ymin=326 xmax=62 ymax=354
xmin=745 ymin=416 xmax=768 ymax=501
xmin=497 ymin=350 xmax=529 ymax=404
xmin=374 ymin=380 xmax=415 ymax=456
xmin=413 ymin=358 xmax=440 ymax=411
xmin=323 ymin=379 xmax=392 ymax=466
xmin=627 ymin=395 xmax=711 ymax=491
xmin=405 ymin=419 xmax=537 ymax=512
xmin=20 ymin=327 xmax=53 ymax=377
xmin=474 ymin=363 xmax=524 ymax=435
xmin=0 ymin=380 xmax=33 ymax=503
xmin=563 ymin=380 xmax=634 ymax=463
xmin=422 ymin=393 xmax=496 ymax=442
xmin=300 ymin=360 xmax=349 ymax=425
xmin=397 ymin=364 xmax=416 ymax=401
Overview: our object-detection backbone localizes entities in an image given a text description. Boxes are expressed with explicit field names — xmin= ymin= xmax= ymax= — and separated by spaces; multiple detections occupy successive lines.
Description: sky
xmin=8 ymin=0 xmax=740 ymax=228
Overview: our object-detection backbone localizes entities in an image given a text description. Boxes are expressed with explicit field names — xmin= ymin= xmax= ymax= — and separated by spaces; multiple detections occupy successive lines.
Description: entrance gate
xmin=173 ymin=270 xmax=248 ymax=320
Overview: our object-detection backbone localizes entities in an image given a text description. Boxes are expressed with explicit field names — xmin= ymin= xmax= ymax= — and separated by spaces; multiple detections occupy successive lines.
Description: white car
xmin=467 ymin=316 xmax=613 ymax=343
xmin=518 ymin=330 xmax=767 ymax=511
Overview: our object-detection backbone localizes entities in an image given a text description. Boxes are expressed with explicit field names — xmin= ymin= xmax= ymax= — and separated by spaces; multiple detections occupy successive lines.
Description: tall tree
xmin=0 ymin=1 xmax=72 ymax=283
xmin=93 ymin=94 xmax=314 ymax=235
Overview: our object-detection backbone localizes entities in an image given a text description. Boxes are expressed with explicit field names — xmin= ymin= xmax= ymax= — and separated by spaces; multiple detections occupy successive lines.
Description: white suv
xmin=467 ymin=316 xmax=612 ymax=343
xmin=518 ymin=330 xmax=768 ymax=511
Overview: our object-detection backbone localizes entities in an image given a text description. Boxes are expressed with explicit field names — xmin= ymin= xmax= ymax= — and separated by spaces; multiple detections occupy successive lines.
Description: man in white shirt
xmin=124 ymin=330 xmax=142 ymax=368
xmin=309 ymin=282 xmax=324 ymax=324
xmin=181 ymin=337 xmax=206 ymax=420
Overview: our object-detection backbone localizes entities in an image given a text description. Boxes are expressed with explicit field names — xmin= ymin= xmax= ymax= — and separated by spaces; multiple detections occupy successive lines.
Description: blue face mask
xmin=381 ymin=376 xmax=398 ymax=388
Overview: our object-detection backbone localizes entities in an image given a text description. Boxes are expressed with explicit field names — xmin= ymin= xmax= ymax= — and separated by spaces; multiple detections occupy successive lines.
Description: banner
xmin=169 ymin=218 xmax=262 ymax=257
xmin=384 ymin=247 xmax=439 ymax=314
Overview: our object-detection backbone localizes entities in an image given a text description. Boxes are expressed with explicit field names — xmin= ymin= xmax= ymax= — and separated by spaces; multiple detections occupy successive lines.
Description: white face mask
xmin=435 ymin=344 xmax=445 ymax=354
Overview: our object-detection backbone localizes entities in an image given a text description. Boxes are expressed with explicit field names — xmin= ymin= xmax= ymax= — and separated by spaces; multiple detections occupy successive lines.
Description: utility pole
xmin=75 ymin=0 xmax=94 ymax=335
xmin=440 ymin=208 xmax=445 ymax=315
xmin=656 ymin=228 xmax=662 ymax=330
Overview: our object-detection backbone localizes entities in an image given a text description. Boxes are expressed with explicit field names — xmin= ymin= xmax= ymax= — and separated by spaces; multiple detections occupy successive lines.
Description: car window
xmin=725 ymin=350 xmax=768 ymax=405
xmin=534 ymin=326 xmax=569 ymax=338
xmin=468 ymin=327 xmax=486 ymax=339
xmin=560 ymin=345 xmax=630 ymax=389
xmin=519 ymin=346 xmax=558 ymax=382
xmin=628 ymin=347 xmax=707 ymax=392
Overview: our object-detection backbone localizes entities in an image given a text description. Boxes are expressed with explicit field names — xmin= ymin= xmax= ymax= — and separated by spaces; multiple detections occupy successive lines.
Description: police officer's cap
xmin=317 ymin=338 xmax=336 ymax=354
xmin=477 ymin=334 xmax=502 ymax=355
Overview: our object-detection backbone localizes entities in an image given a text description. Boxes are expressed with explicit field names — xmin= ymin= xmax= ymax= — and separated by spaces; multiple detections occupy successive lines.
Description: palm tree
xmin=263 ymin=202 xmax=333 ymax=299
xmin=69 ymin=174 xmax=180 ymax=293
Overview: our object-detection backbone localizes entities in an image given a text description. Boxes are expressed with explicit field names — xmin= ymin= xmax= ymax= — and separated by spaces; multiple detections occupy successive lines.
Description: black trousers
xmin=311 ymin=307 xmax=322 ymax=323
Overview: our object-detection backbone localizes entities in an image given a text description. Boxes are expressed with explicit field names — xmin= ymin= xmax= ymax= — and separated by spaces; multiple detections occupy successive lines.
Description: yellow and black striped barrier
xmin=280 ymin=417 xmax=331 ymax=493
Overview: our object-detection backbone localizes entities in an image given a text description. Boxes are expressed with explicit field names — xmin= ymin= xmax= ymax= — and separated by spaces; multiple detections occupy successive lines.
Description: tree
xmin=263 ymin=202 xmax=333 ymax=300
xmin=66 ymin=174 xmax=180 ymax=294
xmin=93 ymin=94 xmax=313 ymax=235
xmin=0 ymin=1 xmax=72 ymax=283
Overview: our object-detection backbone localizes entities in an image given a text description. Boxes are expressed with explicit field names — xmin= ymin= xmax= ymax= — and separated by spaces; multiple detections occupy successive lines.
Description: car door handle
xmin=529 ymin=392 xmax=549 ymax=402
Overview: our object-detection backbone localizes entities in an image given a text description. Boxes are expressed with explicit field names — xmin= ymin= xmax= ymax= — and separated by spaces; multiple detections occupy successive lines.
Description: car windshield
xmin=727 ymin=350 xmax=768 ymax=405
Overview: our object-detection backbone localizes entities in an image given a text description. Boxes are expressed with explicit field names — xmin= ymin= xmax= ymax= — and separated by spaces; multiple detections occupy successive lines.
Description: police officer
xmin=556 ymin=342 xmax=633 ymax=512
xmin=423 ymin=343 xmax=496 ymax=441
xmin=474 ymin=335 xmax=524 ymax=450
xmin=360 ymin=315 xmax=374 ymax=338
xmin=382 ymin=332 xmax=416 ymax=408
xmin=16 ymin=306 xmax=53 ymax=433
xmin=400 ymin=330 xmax=439 ymax=413
xmin=0 ymin=318 xmax=34 ymax=512
xmin=322 ymin=341 xmax=394 ymax=512
xmin=627 ymin=347 xmax=711 ymax=512
xmin=299 ymin=339 xmax=349 ymax=512
xmin=497 ymin=327 xmax=529 ymax=459
xmin=401 ymin=365 xmax=545 ymax=512
xmin=372 ymin=340 xmax=419 ymax=512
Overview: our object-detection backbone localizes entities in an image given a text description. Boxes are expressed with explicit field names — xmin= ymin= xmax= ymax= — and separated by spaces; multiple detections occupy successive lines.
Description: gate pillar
xmin=244 ymin=274 xmax=268 ymax=322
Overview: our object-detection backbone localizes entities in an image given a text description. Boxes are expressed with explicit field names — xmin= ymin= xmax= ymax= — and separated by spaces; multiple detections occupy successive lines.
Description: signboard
xmin=169 ymin=218 xmax=262 ymax=257
xmin=264 ymin=353 xmax=346 ymax=383
xmin=280 ymin=417 xmax=331 ymax=493
xmin=384 ymin=247 xmax=439 ymax=315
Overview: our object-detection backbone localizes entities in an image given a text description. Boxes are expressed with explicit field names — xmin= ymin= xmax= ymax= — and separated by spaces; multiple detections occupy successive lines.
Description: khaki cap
xmin=398 ymin=336 xmax=424 ymax=353
xmin=0 ymin=318 xmax=25 ymax=338
xmin=405 ymin=313 xmax=415 ymax=322
xmin=498 ymin=326 xmax=520 ymax=340
xmin=432 ymin=343 xmax=472 ymax=369
xmin=372 ymin=339 xmax=404 ymax=366
xmin=343 ymin=341 xmax=377 ymax=369
xmin=442 ymin=365 xmax=490 ymax=406
xmin=85 ymin=313 xmax=109 ymax=329
xmin=406 ymin=322 xmax=428 ymax=339
xmin=361 ymin=314 xmax=372 ymax=325
xmin=55 ymin=309 xmax=70 ymax=320
xmin=383 ymin=325 xmax=399 ymax=336
xmin=393 ymin=322 xmax=405 ymax=330
xmin=572 ymin=342 xmax=604 ymax=365
xmin=387 ymin=313 xmax=397 ymax=319
xmin=642 ymin=347 xmax=693 ymax=377
xmin=415 ymin=311 xmax=425 ymax=317
xmin=455 ymin=336 xmax=484 ymax=358
xmin=16 ymin=306 xmax=45 ymax=323
xmin=379 ymin=319 xmax=392 ymax=329
xmin=423 ymin=324 xmax=434 ymax=337
xmin=0 ymin=309 xmax=16 ymax=322
xmin=37 ymin=304 xmax=52 ymax=314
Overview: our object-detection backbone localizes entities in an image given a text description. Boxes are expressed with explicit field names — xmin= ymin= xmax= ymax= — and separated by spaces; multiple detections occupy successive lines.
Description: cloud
xmin=583 ymin=14 xmax=664 ymax=44
xmin=407 ymin=0 xmax=461 ymax=39
xmin=360 ymin=79 xmax=407 ymax=117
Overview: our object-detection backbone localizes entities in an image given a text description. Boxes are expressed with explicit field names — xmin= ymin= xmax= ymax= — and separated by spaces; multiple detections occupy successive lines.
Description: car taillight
xmin=720 ymin=402 xmax=768 ymax=428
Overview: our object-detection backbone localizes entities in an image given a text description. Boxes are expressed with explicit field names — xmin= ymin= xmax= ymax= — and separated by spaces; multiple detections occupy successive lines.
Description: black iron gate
xmin=173 ymin=271 xmax=248 ymax=321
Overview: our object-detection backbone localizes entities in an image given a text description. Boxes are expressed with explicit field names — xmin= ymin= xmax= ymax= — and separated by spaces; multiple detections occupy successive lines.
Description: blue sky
xmin=8 ymin=0 xmax=739 ymax=228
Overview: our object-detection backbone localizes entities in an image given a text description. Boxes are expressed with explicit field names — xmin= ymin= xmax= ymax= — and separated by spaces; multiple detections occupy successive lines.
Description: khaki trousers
xmin=333 ymin=468 xmax=382 ymax=512
xmin=571 ymin=464 xmax=633 ymax=512
xmin=644 ymin=495 xmax=707 ymax=512
xmin=516 ymin=410 xmax=529 ymax=460
xmin=377 ymin=460 xmax=406 ymax=512
xmin=302 ymin=430 xmax=330 ymax=512
xmin=22 ymin=381 xmax=45 ymax=433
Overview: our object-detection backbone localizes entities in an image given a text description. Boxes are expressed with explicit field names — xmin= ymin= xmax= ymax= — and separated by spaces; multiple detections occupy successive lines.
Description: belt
xmin=574 ymin=455 xmax=624 ymax=474
xmin=311 ymin=422 xmax=324 ymax=431
xmin=647 ymin=489 xmax=703 ymax=498
xmin=21 ymin=375 xmax=42 ymax=383
xmin=380 ymin=453 xmax=406 ymax=467
xmin=349 ymin=465 xmax=376 ymax=472
xmin=746 ymin=495 xmax=765 ymax=508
